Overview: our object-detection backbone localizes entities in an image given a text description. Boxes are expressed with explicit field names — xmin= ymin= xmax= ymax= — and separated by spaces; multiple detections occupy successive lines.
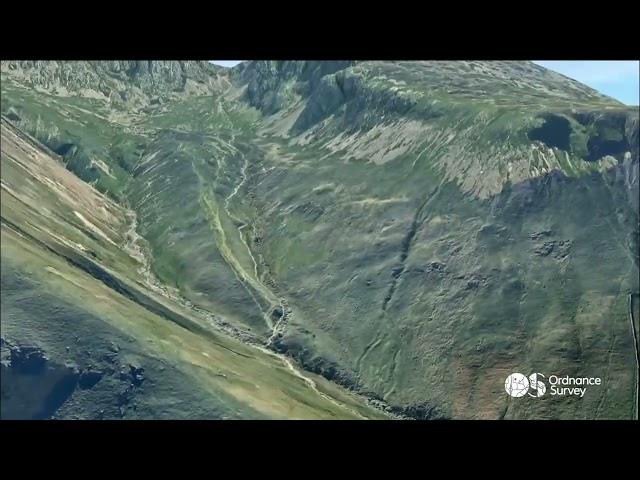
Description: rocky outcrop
xmin=233 ymin=60 xmax=355 ymax=114
xmin=0 ymin=60 xmax=223 ymax=107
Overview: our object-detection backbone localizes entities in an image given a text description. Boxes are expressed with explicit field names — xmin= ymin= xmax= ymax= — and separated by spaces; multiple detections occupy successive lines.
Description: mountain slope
xmin=1 ymin=60 xmax=638 ymax=419
xmin=0 ymin=117 xmax=387 ymax=419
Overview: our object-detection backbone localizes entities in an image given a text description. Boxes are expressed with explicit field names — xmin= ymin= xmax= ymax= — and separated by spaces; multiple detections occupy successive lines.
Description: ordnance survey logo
xmin=504 ymin=372 xmax=602 ymax=398
xmin=504 ymin=373 xmax=546 ymax=398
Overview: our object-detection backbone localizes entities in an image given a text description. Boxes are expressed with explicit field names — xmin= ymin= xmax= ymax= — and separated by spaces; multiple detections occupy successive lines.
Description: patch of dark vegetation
xmin=53 ymin=142 xmax=77 ymax=156
xmin=388 ymin=402 xmax=448 ymax=420
xmin=528 ymin=114 xmax=572 ymax=151
xmin=586 ymin=132 xmax=628 ymax=161
xmin=5 ymin=111 xmax=21 ymax=123
xmin=0 ymin=333 xmax=156 ymax=419
xmin=1 ymin=339 xmax=80 ymax=419
xmin=573 ymin=110 xmax=633 ymax=161
xmin=271 ymin=306 xmax=284 ymax=320
xmin=78 ymin=369 xmax=103 ymax=389
xmin=37 ymin=371 xmax=80 ymax=419
xmin=527 ymin=110 xmax=633 ymax=162
xmin=110 ymin=142 xmax=144 ymax=174
xmin=9 ymin=344 xmax=48 ymax=374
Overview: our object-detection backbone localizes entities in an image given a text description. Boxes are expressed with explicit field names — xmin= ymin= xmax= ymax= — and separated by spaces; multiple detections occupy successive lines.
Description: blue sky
xmin=533 ymin=61 xmax=639 ymax=105
xmin=211 ymin=61 xmax=639 ymax=105
xmin=212 ymin=61 xmax=243 ymax=68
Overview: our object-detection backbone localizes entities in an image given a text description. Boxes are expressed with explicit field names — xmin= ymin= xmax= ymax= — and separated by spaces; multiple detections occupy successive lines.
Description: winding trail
xmin=117 ymin=203 xmax=379 ymax=418
xmin=192 ymin=139 xmax=291 ymax=338
xmin=217 ymin=140 xmax=294 ymax=345
xmin=223 ymin=151 xmax=260 ymax=279
xmin=117 ymin=124 xmax=398 ymax=419
xmin=253 ymin=342 xmax=368 ymax=419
